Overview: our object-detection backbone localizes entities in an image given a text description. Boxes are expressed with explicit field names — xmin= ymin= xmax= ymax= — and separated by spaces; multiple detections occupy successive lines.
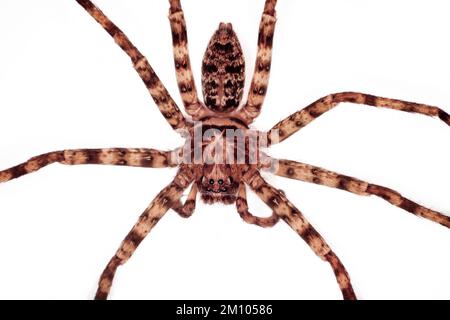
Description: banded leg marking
xmin=76 ymin=0 xmax=186 ymax=131
xmin=243 ymin=170 xmax=356 ymax=300
xmin=169 ymin=0 xmax=206 ymax=118
xmin=0 ymin=148 xmax=175 ymax=183
xmin=95 ymin=168 xmax=193 ymax=299
xmin=236 ymin=183 xmax=279 ymax=227
xmin=274 ymin=159 xmax=450 ymax=228
xmin=239 ymin=0 xmax=278 ymax=124
xmin=267 ymin=92 xmax=450 ymax=145
xmin=172 ymin=182 xmax=198 ymax=218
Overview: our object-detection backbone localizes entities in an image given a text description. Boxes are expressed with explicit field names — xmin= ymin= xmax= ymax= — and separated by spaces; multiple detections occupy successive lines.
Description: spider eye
xmin=209 ymin=179 xmax=215 ymax=185
xmin=220 ymin=187 xmax=227 ymax=192
xmin=218 ymin=179 xmax=223 ymax=185
xmin=206 ymin=188 xmax=212 ymax=192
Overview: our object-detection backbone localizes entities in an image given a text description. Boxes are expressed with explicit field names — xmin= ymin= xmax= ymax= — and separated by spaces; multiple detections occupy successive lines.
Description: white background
xmin=0 ymin=0 xmax=449 ymax=300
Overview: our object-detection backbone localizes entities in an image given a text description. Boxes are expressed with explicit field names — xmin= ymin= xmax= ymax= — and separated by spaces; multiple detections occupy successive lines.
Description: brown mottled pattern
xmin=324 ymin=251 xmax=356 ymax=300
xmin=367 ymin=185 xmax=450 ymax=228
xmin=94 ymin=255 xmax=121 ymax=300
xmin=0 ymin=148 xmax=174 ymax=183
xmin=274 ymin=159 xmax=450 ymax=228
xmin=169 ymin=1 xmax=207 ymax=118
xmin=243 ymin=170 xmax=356 ymax=300
xmin=95 ymin=168 xmax=194 ymax=300
xmin=172 ymin=183 xmax=198 ymax=218
xmin=76 ymin=0 xmax=186 ymax=131
xmin=239 ymin=0 xmax=277 ymax=123
xmin=63 ymin=148 xmax=176 ymax=168
xmin=201 ymin=23 xmax=245 ymax=113
xmin=0 ymin=151 xmax=63 ymax=182
xmin=276 ymin=160 xmax=369 ymax=195
xmin=268 ymin=92 xmax=450 ymax=145
xmin=236 ymin=183 xmax=279 ymax=227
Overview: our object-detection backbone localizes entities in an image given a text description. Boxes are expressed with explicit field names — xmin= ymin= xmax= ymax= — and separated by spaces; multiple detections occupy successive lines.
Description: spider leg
xmin=95 ymin=167 xmax=193 ymax=300
xmin=238 ymin=0 xmax=278 ymax=124
xmin=75 ymin=0 xmax=187 ymax=132
xmin=243 ymin=169 xmax=356 ymax=300
xmin=267 ymin=92 xmax=450 ymax=145
xmin=0 ymin=148 xmax=176 ymax=183
xmin=236 ymin=182 xmax=279 ymax=227
xmin=168 ymin=0 xmax=208 ymax=119
xmin=172 ymin=182 xmax=198 ymax=218
xmin=271 ymin=158 xmax=450 ymax=228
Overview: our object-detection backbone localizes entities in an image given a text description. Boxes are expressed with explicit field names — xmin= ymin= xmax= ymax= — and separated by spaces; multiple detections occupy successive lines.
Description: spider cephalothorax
xmin=189 ymin=120 xmax=249 ymax=204
xmin=201 ymin=22 xmax=245 ymax=113
xmin=197 ymin=164 xmax=240 ymax=204
xmin=1 ymin=0 xmax=449 ymax=300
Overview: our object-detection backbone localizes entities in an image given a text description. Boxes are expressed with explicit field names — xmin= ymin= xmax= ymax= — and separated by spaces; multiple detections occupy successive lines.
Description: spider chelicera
xmin=0 ymin=0 xmax=449 ymax=300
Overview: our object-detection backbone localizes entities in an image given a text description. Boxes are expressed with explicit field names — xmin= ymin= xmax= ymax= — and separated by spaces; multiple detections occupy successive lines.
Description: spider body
xmin=0 ymin=0 xmax=449 ymax=300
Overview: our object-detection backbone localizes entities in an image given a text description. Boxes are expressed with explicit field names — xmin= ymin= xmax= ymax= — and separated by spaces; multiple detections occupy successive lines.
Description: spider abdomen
xmin=201 ymin=22 xmax=245 ymax=113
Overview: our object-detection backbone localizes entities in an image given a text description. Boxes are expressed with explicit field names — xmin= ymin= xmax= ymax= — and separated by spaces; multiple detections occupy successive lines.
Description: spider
xmin=0 ymin=0 xmax=449 ymax=300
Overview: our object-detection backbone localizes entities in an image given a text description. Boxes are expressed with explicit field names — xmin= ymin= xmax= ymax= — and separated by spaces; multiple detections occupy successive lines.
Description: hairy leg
xmin=95 ymin=168 xmax=193 ymax=299
xmin=168 ymin=0 xmax=207 ymax=119
xmin=236 ymin=183 xmax=279 ymax=227
xmin=243 ymin=170 xmax=356 ymax=300
xmin=267 ymin=92 xmax=450 ymax=145
xmin=238 ymin=0 xmax=278 ymax=124
xmin=172 ymin=182 xmax=198 ymax=218
xmin=76 ymin=0 xmax=187 ymax=131
xmin=0 ymin=148 xmax=176 ymax=183
xmin=272 ymin=159 xmax=450 ymax=228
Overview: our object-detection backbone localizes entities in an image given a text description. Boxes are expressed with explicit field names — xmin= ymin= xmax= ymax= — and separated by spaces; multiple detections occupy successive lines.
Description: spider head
xmin=201 ymin=22 xmax=245 ymax=113
xmin=197 ymin=164 xmax=240 ymax=204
